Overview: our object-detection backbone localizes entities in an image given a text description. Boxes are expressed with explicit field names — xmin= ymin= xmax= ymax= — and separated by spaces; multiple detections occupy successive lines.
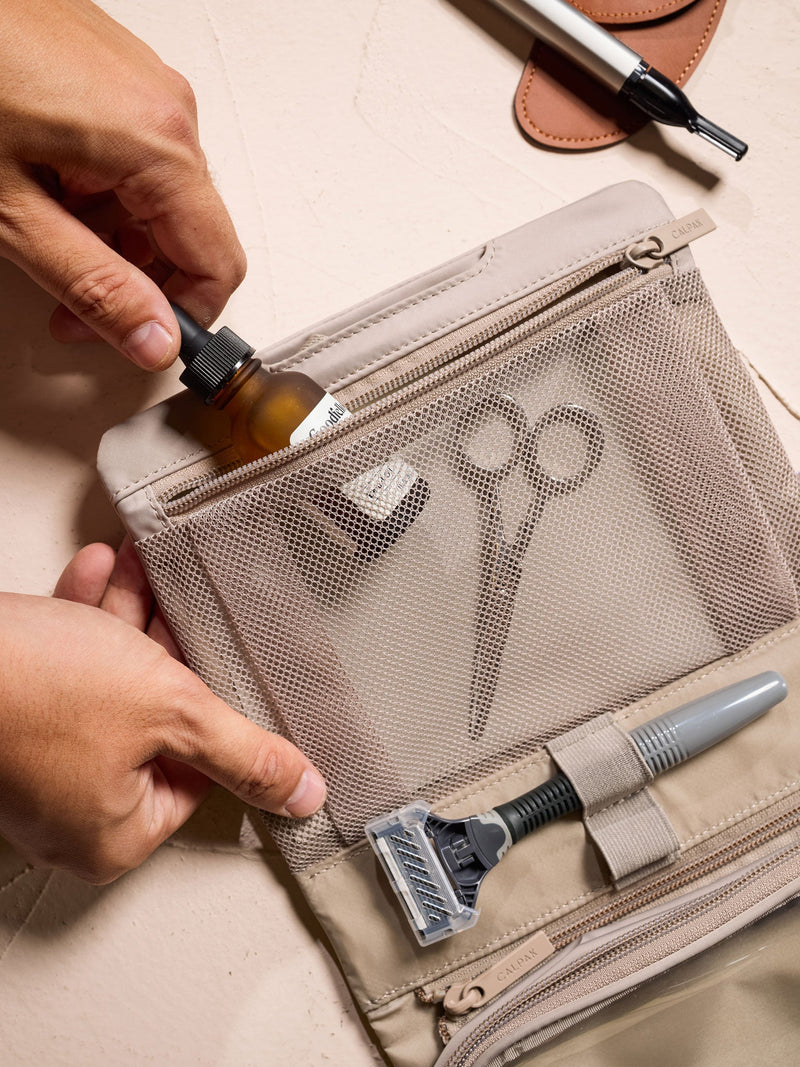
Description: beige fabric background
xmin=0 ymin=1 xmax=798 ymax=1064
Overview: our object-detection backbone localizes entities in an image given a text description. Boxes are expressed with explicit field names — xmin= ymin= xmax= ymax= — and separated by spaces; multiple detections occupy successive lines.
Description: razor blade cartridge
xmin=366 ymin=802 xmax=480 ymax=946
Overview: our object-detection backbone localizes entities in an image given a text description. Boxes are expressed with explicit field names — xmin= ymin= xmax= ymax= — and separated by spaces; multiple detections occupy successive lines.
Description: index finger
xmin=117 ymin=152 xmax=247 ymax=327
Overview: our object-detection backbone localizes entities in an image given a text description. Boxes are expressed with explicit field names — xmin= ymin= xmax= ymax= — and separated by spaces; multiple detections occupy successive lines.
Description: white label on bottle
xmin=289 ymin=393 xmax=352 ymax=446
xmin=341 ymin=456 xmax=419 ymax=522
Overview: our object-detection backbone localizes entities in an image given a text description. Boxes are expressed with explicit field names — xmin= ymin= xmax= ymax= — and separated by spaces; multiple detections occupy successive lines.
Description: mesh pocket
xmin=138 ymin=269 xmax=800 ymax=872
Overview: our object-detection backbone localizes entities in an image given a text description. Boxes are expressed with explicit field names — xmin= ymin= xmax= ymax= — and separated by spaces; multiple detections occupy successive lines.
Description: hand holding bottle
xmin=0 ymin=0 xmax=246 ymax=368
xmin=0 ymin=1 xmax=327 ymax=884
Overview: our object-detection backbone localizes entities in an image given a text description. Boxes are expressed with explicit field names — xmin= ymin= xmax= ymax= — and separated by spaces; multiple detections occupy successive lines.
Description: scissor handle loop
xmin=454 ymin=392 xmax=530 ymax=489
xmin=454 ymin=395 xmax=604 ymax=495
xmin=526 ymin=403 xmax=604 ymax=497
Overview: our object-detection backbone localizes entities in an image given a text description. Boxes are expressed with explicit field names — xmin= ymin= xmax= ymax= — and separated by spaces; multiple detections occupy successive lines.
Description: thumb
xmin=0 ymin=172 xmax=178 ymax=369
xmin=166 ymin=684 xmax=328 ymax=818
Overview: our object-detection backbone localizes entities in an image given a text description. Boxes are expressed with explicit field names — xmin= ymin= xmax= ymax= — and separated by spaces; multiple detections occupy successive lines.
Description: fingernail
xmin=123 ymin=321 xmax=173 ymax=370
xmin=282 ymin=769 xmax=327 ymax=818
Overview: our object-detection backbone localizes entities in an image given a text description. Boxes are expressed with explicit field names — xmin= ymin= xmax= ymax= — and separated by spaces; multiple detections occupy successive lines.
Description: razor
xmin=366 ymin=672 xmax=787 ymax=946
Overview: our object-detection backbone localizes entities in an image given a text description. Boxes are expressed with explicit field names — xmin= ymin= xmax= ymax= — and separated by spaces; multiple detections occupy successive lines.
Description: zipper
xmin=158 ymin=210 xmax=713 ymax=518
xmin=442 ymin=931 xmax=557 ymax=1017
xmin=345 ymin=257 xmax=631 ymax=413
xmin=504 ymin=893 xmax=800 ymax=1065
xmin=623 ymin=208 xmax=715 ymax=270
xmin=439 ymin=801 xmax=800 ymax=1019
xmin=437 ymin=838 xmax=800 ymax=1067
xmin=160 ymin=254 xmax=638 ymax=515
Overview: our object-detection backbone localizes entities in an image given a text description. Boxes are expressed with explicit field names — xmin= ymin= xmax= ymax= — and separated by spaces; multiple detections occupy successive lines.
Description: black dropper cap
xmin=171 ymin=303 xmax=255 ymax=404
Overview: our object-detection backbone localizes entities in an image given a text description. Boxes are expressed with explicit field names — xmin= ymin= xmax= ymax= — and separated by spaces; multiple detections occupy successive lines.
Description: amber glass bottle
xmin=213 ymin=361 xmax=350 ymax=462
xmin=172 ymin=303 xmax=350 ymax=462
xmin=172 ymin=303 xmax=429 ymax=561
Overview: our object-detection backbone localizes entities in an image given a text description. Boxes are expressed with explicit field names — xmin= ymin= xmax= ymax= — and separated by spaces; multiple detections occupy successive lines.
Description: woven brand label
xmin=341 ymin=456 xmax=420 ymax=522
xmin=289 ymin=393 xmax=351 ymax=445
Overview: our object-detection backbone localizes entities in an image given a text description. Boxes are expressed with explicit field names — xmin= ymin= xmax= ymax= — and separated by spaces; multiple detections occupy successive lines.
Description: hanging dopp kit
xmin=98 ymin=182 xmax=800 ymax=1066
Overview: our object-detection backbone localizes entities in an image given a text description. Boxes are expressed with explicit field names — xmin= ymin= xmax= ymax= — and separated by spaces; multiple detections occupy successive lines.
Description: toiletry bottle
xmin=172 ymin=303 xmax=349 ymax=462
xmin=172 ymin=304 xmax=429 ymax=561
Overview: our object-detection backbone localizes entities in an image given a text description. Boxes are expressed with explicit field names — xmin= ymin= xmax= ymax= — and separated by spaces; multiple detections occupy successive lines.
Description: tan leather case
xmin=515 ymin=0 xmax=728 ymax=150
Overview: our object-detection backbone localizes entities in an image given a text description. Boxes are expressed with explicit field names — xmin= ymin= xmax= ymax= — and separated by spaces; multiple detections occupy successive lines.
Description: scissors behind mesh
xmin=455 ymin=393 xmax=604 ymax=740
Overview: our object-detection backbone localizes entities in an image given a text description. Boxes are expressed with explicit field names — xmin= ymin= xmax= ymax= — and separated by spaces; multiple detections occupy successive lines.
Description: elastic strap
xmin=546 ymin=713 xmax=680 ymax=886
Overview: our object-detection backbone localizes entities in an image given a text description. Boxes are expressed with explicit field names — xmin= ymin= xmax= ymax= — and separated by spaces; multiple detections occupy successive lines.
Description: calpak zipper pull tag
xmin=443 ymin=931 xmax=556 ymax=1017
xmin=625 ymin=209 xmax=716 ymax=270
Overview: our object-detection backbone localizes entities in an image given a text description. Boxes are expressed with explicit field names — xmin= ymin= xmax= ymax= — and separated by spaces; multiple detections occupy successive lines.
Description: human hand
xmin=0 ymin=0 xmax=246 ymax=368
xmin=0 ymin=540 xmax=326 ymax=883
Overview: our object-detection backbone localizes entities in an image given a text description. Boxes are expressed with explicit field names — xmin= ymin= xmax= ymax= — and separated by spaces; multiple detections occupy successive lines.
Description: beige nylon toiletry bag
xmin=98 ymin=182 xmax=800 ymax=1065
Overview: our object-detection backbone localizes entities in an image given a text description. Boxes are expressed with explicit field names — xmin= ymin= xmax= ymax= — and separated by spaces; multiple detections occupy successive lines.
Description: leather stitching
xmin=518 ymin=0 xmax=724 ymax=143
xmin=678 ymin=0 xmax=723 ymax=81
xmin=573 ymin=0 xmax=695 ymax=19
xmin=521 ymin=59 xmax=627 ymax=144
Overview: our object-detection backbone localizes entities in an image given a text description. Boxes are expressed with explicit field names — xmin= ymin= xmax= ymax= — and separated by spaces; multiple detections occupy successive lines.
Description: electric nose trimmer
xmin=366 ymin=672 xmax=787 ymax=945
xmin=487 ymin=0 xmax=748 ymax=159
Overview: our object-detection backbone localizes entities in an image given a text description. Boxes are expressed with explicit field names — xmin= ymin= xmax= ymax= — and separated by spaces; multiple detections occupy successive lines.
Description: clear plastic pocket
xmin=433 ymin=840 xmax=800 ymax=1067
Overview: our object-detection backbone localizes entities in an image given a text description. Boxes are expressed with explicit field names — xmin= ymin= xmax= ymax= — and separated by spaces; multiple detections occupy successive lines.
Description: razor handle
xmin=495 ymin=672 xmax=787 ymax=844
xmin=366 ymin=672 xmax=785 ymax=946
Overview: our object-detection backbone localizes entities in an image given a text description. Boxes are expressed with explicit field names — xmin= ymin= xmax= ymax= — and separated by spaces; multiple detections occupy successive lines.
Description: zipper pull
xmin=625 ymin=208 xmax=716 ymax=270
xmin=442 ymin=930 xmax=556 ymax=1017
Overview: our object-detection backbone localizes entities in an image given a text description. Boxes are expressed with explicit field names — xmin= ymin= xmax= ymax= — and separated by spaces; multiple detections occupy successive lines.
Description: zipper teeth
xmin=504 ymin=849 xmax=798 ymax=1027
xmin=482 ymin=891 xmax=796 ymax=1066
xmin=349 ymin=256 xmax=626 ymax=412
xmin=440 ymin=805 xmax=800 ymax=1015
xmin=163 ymin=457 xmax=242 ymax=505
xmin=161 ymin=254 xmax=644 ymax=516
xmin=549 ymin=805 xmax=800 ymax=949
xmin=446 ymin=843 xmax=800 ymax=1067
xmin=510 ymin=897 xmax=794 ymax=1062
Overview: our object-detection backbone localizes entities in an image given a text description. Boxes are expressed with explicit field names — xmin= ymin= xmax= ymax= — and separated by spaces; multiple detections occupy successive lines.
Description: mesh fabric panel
xmin=138 ymin=269 xmax=800 ymax=872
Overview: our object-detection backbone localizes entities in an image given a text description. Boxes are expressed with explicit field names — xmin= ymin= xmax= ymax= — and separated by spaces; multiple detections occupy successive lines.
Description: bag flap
xmin=98 ymin=181 xmax=675 ymax=539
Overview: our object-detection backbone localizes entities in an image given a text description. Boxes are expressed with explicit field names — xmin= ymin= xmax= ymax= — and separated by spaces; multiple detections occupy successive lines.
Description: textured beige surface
xmin=1 ymin=1 xmax=798 ymax=1064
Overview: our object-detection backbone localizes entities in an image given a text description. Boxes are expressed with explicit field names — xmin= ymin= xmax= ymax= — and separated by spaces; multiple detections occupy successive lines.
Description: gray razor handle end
xmin=630 ymin=672 xmax=788 ymax=775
